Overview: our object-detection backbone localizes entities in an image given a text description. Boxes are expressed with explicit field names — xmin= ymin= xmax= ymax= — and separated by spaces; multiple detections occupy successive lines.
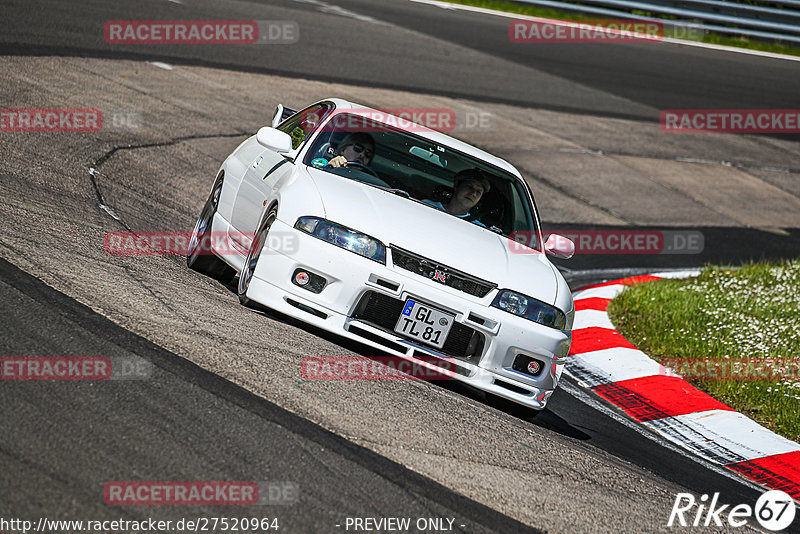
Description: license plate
xmin=394 ymin=299 xmax=454 ymax=349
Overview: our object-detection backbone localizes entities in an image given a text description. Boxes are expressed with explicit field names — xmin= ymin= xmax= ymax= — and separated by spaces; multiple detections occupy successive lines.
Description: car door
xmin=228 ymin=151 xmax=294 ymax=252
xmin=229 ymin=103 xmax=332 ymax=252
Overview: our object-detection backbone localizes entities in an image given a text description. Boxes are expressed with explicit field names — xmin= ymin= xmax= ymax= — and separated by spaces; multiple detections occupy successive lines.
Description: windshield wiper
xmin=385 ymin=188 xmax=411 ymax=199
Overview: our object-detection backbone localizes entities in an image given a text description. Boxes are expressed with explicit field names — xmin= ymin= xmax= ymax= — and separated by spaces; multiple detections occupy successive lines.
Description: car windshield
xmin=303 ymin=112 xmax=541 ymax=247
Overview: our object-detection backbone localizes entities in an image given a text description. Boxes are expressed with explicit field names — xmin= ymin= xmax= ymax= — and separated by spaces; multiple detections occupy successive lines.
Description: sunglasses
xmin=347 ymin=144 xmax=374 ymax=158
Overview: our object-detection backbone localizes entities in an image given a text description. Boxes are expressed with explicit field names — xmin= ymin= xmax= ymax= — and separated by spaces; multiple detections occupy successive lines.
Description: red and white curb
xmin=565 ymin=271 xmax=800 ymax=500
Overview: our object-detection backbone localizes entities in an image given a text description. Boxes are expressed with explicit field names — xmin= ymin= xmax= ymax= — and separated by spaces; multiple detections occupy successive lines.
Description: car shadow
xmin=223 ymin=277 xmax=590 ymax=441
xmin=432 ymin=379 xmax=591 ymax=440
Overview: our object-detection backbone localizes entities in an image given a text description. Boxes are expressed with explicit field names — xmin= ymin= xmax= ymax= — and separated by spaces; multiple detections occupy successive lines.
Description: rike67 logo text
xmin=668 ymin=490 xmax=795 ymax=530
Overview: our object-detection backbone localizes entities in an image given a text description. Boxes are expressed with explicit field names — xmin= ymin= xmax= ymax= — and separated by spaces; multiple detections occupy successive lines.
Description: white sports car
xmin=188 ymin=99 xmax=576 ymax=410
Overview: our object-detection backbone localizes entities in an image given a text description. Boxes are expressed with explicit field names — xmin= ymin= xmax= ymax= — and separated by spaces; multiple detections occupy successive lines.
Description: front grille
xmin=351 ymin=291 xmax=484 ymax=361
xmin=390 ymin=246 xmax=496 ymax=298
xmin=353 ymin=291 xmax=405 ymax=329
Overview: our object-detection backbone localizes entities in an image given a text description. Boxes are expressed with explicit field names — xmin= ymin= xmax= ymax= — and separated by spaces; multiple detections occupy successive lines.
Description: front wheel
xmin=187 ymin=173 xmax=235 ymax=283
xmin=238 ymin=206 xmax=277 ymax=308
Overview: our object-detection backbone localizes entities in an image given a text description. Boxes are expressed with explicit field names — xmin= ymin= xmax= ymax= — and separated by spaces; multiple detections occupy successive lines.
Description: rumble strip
xmin=566 ymin=272 xmax=800 ymax=500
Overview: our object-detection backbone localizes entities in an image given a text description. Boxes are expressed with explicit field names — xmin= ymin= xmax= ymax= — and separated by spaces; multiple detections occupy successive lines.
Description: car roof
xmin=317 ymin=98 xmax=522 ymax=179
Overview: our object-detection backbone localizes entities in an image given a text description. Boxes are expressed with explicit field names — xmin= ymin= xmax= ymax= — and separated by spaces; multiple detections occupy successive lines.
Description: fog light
xmin=291 ymin=268 xmax=327 ymax=294
xmin=295 ymin=271 xmax=310 ymax=286
xmin=512 ymin=354 xmax=545 ymax=377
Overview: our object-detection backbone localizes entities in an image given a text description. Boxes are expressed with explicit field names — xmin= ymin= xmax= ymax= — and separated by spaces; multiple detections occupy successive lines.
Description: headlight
xmin=491 ymin=290 xmax=566 ymax=330
xmin=295 ymin=217 xmax=386 ymax=264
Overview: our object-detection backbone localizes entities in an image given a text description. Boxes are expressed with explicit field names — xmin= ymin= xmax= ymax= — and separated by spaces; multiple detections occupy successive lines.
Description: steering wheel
xmin=344 ymin=161 xmax=379 ymax=178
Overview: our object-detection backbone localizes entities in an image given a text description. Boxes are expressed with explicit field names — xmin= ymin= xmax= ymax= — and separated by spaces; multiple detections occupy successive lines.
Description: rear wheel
xmin=187 ymin=173 xmax=235 ymax=282
xmin=238 ymin=206 xmax=278 ymax=308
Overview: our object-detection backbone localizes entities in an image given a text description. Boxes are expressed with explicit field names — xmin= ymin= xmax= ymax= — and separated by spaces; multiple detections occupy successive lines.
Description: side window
xmin=278 ymin=104 xmax=332 ymax=150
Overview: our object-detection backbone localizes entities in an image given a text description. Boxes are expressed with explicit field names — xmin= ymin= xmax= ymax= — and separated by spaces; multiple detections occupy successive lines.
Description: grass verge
xmin=607 ymin=261 xmax=800 ymax=442
xmin=437 ymin=0 xmax=800 ymax=57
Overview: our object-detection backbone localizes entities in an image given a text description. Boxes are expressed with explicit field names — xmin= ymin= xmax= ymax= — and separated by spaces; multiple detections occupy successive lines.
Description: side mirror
xmin=544 ymin=234 xmax=575 ymax=259
xmin=256 ymin=127 xmax=293 ymax=153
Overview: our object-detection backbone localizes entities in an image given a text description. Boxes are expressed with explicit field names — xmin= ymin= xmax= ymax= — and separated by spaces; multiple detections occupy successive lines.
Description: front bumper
xmin=243 ymin=219 xmax=572 ymax=410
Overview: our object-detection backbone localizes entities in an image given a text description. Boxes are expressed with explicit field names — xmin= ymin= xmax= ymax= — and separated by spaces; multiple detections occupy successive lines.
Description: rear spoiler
xmin=271 ymin=104 xmax=298 ymax=128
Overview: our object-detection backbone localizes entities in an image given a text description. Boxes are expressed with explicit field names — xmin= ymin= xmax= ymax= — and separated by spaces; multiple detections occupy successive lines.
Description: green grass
xmin=607 ymin=261 xmax=800 ymax=442
xmin=439 ymin=0 xmax=800 ymax=57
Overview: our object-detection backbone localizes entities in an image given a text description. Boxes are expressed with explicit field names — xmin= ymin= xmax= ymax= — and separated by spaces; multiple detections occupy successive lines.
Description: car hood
xmin=305 ymin=168 xmax=558 ymax=304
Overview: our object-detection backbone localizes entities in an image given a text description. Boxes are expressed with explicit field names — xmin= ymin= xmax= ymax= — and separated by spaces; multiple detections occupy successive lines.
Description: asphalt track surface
xmin=2 ymin=0 xmax=800 ymax=123
xmin=1 ymin=0 xmax=799 ymax=532
xmin=0 ymin=257 xmax=533 ymax=534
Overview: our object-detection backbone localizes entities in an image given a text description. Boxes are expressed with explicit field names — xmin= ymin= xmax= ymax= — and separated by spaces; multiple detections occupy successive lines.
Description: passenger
xmin=423 ymin=168 xmax=490 ymax=227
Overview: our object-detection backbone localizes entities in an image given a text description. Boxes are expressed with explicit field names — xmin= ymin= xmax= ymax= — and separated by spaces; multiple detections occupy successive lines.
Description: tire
xmin=238 ymin=206 xmax=278 ymax=308
xmin=187 ymin=172 xmax=235 ymax=283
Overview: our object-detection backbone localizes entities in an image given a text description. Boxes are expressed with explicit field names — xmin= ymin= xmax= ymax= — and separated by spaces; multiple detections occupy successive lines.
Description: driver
xmin=327 ymin=133 xmax=375 ymax=168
